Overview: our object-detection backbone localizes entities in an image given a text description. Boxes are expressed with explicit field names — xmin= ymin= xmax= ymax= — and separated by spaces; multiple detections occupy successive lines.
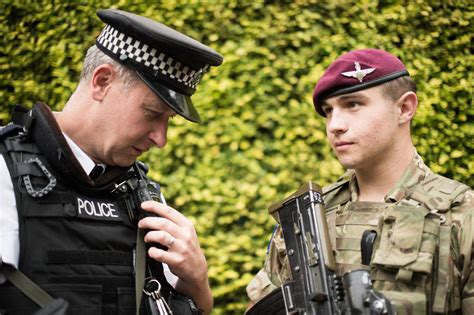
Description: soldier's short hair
xmin=80 ymin=45 xmax=140 ymax=89
xmin=381 ymin=76 xmax=417 ymax=103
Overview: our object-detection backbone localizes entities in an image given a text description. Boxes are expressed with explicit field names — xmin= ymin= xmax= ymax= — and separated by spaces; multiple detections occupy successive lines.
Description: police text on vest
xmin=76 ymin=197 xmax=122 ymax=221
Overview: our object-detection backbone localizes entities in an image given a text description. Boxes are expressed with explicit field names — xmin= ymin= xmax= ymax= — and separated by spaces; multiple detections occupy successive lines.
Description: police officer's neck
xmin=355 ymin=145 xmax=415 ymax=202
xmin=53 ymin=90 xmax=101 ymax=164
xmin=54 ymin=107 xmax=85 ymax=143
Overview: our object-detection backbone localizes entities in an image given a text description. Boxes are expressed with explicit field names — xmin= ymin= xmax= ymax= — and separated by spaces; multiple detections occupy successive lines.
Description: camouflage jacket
xmin=247 ymin=155 xmax=473 ymax=314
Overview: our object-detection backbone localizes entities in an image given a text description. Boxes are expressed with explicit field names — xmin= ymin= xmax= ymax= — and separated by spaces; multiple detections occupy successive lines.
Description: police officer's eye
xmin=144 ymin=109 xmax=163 ymax=118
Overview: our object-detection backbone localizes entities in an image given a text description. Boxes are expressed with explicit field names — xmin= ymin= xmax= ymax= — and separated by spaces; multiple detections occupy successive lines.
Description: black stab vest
xmin=0 ymin=103 xmax=170 ymax=314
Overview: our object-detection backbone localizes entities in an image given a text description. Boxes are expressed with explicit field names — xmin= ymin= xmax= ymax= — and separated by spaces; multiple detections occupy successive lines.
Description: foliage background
xmin=1 ymin=0 xmax=472 ymax=313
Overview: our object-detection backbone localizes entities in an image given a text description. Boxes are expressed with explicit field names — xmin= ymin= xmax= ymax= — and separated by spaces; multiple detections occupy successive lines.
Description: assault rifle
xmin=248 ymin=182 xmax=394 ymax=315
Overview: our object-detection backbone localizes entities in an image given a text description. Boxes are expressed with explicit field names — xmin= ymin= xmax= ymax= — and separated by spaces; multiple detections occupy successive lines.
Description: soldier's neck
xmin=354 ymin=146 xmax=415 ymax=202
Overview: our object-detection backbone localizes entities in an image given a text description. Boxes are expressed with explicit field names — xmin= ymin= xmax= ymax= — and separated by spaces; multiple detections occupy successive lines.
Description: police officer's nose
xmin=148 ymin=120 xmax=169 ymax=148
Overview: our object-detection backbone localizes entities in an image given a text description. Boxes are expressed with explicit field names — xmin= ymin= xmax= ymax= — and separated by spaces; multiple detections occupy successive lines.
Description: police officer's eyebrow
xmin=143 ymin=101 xmax=177 ymax=117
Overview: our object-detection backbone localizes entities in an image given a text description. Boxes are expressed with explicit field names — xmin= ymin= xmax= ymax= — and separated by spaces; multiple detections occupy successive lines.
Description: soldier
xmin=0 ymin=9 xmax=222 ymax=314
xmin=247 ymin=49 xmax=473 ymax=314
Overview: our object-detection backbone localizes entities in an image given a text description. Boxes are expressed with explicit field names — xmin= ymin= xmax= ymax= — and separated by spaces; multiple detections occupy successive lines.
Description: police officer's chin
xmin=107 ymin=155 xmax=138 ymax=168
xmin=117 ymin=160 xmax=137 ymax=168
xmin=108 ymin=148 xmax=143 ymax=167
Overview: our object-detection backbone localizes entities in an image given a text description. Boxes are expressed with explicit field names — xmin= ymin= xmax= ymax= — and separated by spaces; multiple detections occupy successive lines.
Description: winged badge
xmin=341 ymin=62 xmax=376 ymax=82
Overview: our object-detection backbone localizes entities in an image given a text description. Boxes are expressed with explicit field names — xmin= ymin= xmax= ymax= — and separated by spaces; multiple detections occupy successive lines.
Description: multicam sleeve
xmin=246 ymin=225 xmax=291 ymax=304
xmin=457 ymin=190 xmax=474 ymax=314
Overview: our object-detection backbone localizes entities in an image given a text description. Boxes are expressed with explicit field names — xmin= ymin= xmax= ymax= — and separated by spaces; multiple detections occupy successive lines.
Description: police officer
xmin=0 ymin=9 xmax=222 ymax=314
xmin=246 ymin=49 xmax=473 ymax=313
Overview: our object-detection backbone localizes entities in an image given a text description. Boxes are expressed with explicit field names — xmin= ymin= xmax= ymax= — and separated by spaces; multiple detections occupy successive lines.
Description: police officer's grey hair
xmin=80 ymin=45 xmax=140 ymax=89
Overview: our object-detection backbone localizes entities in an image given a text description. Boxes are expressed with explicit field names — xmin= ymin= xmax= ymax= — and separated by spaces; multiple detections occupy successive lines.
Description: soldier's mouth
xmin=334 ymin=141 xmax=354 ymax=151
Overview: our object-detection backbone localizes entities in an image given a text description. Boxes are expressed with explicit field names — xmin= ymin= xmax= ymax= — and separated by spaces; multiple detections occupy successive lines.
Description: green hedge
xmin=1 ymin=1 xmax=472 ymax=313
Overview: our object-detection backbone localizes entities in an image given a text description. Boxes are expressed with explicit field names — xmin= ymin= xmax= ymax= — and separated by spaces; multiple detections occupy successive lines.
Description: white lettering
xmin=98 ymin=202 xmax=109 ymax=217
xmin=92 ymin=200 xmax=102 ymax=217
xmin=107 ymin=203 xmax=119 ymax=218
xmin=76 ymin=198 xmax=120 ymax=220
xmin=84 ymin=200 xmax=94 ymax=216
xmin=77 ymin=198 xmax=84 ymax=215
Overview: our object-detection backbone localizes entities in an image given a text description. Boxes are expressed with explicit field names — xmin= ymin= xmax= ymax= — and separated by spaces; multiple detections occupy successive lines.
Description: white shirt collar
xmin=62 ymin=133 xmax=96 ymax=175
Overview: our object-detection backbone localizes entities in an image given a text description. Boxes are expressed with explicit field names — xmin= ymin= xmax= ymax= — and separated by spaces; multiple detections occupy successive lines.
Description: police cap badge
xmin=312 ymin=48 xmax=409 ymax=117
xmin=96 ymin=9 xmax=223 ymax=122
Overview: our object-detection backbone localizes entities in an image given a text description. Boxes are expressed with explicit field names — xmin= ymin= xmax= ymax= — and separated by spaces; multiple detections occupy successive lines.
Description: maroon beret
xmin=312 ymin=49 xmax=409 ymax=116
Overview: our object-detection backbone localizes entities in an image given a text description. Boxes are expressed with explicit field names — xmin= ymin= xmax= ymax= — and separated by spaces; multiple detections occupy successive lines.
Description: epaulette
xmin=0 ymin=123 xmax=23 ymax=140
xmin=406 ymin=173 xmax=471 ymax=213
xmin=0 ymin=105 xmax=33 ymax=141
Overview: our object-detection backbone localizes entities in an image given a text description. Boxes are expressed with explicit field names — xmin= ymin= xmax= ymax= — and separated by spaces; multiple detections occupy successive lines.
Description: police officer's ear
xmin=90 ymin=64 xmax=117 ymax=102
xmin=397 ymin=91 xmax=418 ymax=125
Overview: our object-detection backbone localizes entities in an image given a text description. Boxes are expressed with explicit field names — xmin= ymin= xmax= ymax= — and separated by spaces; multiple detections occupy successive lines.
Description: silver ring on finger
xmin=167 ymin=235 xmax=176 ymax=248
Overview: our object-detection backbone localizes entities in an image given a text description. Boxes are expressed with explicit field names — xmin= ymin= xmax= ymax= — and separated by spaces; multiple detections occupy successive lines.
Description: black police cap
xmin=95 ymin=9 xmax=223 ymax=123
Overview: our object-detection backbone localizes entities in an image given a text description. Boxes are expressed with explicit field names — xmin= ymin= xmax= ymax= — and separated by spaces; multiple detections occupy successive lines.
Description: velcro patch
xmin=76 ymin=196 xmax=122 ymax=221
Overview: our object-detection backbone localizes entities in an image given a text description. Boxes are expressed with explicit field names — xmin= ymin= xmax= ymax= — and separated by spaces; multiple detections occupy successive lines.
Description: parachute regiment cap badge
xmin=341 ymin=62 xmax=376 ymax=83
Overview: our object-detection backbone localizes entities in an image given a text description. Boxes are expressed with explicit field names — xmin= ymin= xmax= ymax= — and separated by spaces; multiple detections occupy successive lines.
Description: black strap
xmin=5 ymin=139 xmax=41 ymax=154
xmin=0 ymin=124 xmax=23 ymax=140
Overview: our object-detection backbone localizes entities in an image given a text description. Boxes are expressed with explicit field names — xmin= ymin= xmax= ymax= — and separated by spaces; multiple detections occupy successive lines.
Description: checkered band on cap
xmin=97 ymin=24 xmax=209 ymax=92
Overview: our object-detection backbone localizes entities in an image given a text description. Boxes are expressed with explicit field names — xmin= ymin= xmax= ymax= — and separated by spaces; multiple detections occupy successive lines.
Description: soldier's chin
xmin=337 ymin=158 xmax=358 ymax=170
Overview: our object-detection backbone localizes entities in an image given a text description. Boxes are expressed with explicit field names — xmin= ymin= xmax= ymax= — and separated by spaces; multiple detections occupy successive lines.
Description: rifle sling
xmin=0 ymin=263 xmax=55 ymax=307
xmin=135 ymin=228 xmax=147 ymax=315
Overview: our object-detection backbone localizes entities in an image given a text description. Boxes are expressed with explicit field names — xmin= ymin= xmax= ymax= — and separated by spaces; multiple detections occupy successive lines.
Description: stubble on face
xmin=98 ymin=81 xmax=176 ymax=167
xmin=93 ymin=81 xmax=155 ymax=167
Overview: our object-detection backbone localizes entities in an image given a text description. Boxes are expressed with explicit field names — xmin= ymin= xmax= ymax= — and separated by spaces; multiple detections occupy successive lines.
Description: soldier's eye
xmin=347 ymin=102 xmax=361 ymax=108
xmin=322 ymin=106 xmax=333 ymax=115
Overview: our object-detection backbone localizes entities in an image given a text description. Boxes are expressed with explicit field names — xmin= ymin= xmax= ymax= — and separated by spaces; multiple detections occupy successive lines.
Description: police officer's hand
xmin=138 ymin=200 xmax=212 ymax=314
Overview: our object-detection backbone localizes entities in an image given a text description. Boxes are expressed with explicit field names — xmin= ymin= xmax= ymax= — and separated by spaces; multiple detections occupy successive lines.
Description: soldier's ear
xmin=397 ymin=91 xmax=417 ymax=125
xmin=90 ymin=64 xmax=116 ymax=101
